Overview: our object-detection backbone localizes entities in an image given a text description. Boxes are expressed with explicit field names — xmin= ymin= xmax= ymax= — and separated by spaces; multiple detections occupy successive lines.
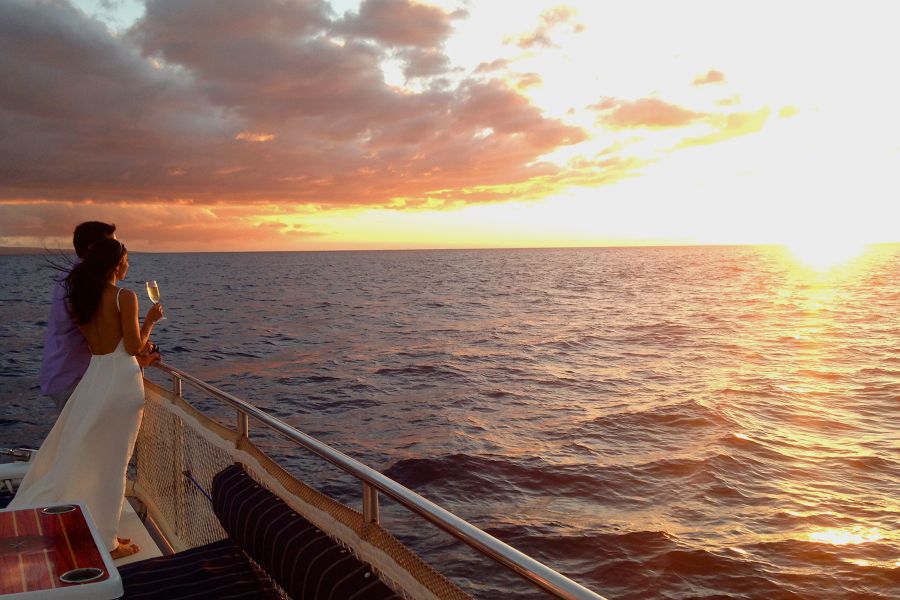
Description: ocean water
xmin=1 ymin=245 xmax=898 ymax=599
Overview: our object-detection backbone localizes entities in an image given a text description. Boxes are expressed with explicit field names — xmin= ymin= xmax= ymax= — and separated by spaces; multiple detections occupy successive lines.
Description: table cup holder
xmin=41 ymin=505 xmax=77 ymax=514
xmin=60 ymin=567 xmax=104 ymax=584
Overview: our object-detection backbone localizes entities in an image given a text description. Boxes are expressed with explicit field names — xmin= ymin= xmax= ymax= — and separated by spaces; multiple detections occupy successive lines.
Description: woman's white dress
xmin=11 ymin=291 xmax=144 ymax=552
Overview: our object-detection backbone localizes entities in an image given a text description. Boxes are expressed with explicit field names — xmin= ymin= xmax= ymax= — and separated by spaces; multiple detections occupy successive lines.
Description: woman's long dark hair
xmin=65 ymin=238 xmax=127 ymax=325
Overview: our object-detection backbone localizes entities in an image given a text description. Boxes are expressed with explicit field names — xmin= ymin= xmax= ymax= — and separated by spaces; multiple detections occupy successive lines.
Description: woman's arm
xmin=119 ymin=289 xmax=163 ymax=355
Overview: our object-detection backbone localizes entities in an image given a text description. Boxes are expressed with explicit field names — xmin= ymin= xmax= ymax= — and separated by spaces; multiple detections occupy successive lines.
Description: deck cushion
xmin=212 ymin=463 xmax=400 ymax=600
xmin=119 ymin=538 xmax=280 ymax=599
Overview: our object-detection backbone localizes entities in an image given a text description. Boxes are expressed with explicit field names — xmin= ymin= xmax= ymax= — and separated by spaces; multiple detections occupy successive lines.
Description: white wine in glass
xmin=146 ymin=280 xmax=166 ymax=320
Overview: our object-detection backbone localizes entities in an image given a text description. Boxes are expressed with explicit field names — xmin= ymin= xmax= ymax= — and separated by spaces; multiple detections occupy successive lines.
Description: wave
xmin=582 ymin=399 xmax=730 ymax=433
xmin=383 ymin=453 xmax=648 ymax=506
xmin=795 ymin=369 xmax=844 ymax=381
xmin=374 ymin=363 xmax=471 ymax=381
xmin=276 ymin=374 xmax=340 ymax=385
xmin=858 ymin=367 xmax=900 ymax=377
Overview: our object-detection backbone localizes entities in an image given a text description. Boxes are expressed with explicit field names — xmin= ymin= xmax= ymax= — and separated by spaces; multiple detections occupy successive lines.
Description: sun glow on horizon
xmin=784 ymin=240 xmax=869 ymax=271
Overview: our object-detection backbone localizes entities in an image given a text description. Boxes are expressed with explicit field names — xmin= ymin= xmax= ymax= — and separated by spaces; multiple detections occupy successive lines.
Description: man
xmin=40 ymin=221 xmax=160 ymax=411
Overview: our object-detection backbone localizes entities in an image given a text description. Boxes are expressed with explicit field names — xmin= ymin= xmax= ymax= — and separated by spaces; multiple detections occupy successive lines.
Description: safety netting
xmin=130 ymin=379 xmax=471 ymax=600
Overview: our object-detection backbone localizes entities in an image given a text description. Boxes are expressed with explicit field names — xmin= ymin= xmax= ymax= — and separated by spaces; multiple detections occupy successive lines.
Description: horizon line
xmin=2 ymin=241 xmax=899 ymax=256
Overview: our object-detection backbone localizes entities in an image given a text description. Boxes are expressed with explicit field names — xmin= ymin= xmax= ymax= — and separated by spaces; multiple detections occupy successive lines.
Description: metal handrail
xmin=149 ymin=361 xmax=606 ymax=600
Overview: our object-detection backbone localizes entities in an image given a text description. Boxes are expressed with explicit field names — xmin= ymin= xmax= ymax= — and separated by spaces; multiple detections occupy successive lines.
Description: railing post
xmin=363 ymin=483 xmax=379 ymax=524
xmin=237 ymin=411 xmax=249 ymax=444
xmin=172 ymin=373 xmax=182 ymax=398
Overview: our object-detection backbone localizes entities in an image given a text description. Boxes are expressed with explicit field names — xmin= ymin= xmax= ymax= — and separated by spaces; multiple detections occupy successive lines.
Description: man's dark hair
xmin=72 ymin=221 xmax=116 ymax=258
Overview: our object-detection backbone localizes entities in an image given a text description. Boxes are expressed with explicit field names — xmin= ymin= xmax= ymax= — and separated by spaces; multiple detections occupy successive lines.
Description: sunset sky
xmin=1 ymin=0 xmax=898 ymax=252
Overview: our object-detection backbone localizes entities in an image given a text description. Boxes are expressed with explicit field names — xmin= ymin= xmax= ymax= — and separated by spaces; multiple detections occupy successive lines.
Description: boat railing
xmin=149 ymin=361 xmax=607 ymax=600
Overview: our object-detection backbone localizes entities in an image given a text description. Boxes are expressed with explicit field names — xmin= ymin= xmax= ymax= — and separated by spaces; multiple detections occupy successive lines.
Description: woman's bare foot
xmin=116 ymin=537 xmax=131 ymax=545
xmin=110 ymin=542 xmax=140 ymax=559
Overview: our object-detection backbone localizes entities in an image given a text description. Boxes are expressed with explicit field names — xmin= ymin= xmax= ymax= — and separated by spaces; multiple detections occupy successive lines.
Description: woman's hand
xmin=145 ymin=302 xmax=164 ymax=325
xmin=136 ymin=342 xmax=161 ymax=368
xmin=120 ymin=289 xmax=158 ymax=355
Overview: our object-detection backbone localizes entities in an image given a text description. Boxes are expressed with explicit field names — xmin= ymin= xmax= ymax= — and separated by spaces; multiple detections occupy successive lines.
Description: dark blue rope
xmin=182 ymin=470 xmax=212 ymax=502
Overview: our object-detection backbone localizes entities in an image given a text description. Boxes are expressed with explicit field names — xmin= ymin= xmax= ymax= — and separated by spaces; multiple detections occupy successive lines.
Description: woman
xmin=10 ymin=238 xmax=163 ymax=558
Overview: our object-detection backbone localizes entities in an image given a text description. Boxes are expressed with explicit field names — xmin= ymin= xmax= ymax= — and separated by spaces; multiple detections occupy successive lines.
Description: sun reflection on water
xmin=843 ymin=558 xmax=900 ymax=569
xmin=808 ymin=527 xmax=883 ymax=546
xmin=720 ymin=245 xmax=899 ymax=577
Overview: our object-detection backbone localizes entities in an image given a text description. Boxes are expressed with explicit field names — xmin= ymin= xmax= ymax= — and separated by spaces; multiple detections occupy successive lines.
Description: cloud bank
xmin=0 ymin=0 xmax=584 ymax=212
xmin=0 ymin=1 xmax=785 ymax=250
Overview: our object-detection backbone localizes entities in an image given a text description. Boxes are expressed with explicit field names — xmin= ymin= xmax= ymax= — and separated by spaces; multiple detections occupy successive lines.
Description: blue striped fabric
xmin=120 ymin=538 xmax=280 ymax=599
xmin=211 ymin=464 xmax=401 ymax=600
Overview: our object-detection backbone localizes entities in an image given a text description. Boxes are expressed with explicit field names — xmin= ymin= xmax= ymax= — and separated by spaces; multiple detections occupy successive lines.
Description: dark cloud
xmin=0 ymin=0 xmax=586 ymax=210
xmin=591 ymin=97 xmax=706 ymax=128
xmin=136 ymin=0 xmax=330 ymax=45
xmin=398 ymin=47 xmax=453 ymax=79
xmin=474 ymin=58 xmax=511 ymax=74
xmin=0 ymin=0 xmax=205 ymax=200
xmin=334 ymin=0 xmax=460 ymax=48
xmin=131 ymin=1 xmax=390 ymax=126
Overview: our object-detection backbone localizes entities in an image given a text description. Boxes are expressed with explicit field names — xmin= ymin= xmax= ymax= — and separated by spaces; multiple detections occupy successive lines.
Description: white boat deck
xmin=113 ymin=498 xmax=164 ymax=567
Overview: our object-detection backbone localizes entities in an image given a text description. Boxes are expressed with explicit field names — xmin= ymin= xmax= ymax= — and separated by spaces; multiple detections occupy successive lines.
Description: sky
xmin=1 ymin=0 xmax=898 ymax=252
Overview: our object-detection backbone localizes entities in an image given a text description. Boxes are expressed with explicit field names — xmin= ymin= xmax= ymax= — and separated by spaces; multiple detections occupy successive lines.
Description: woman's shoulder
xmin=115 ymin=287 xmax=138 ymax=302
xmin=106 ymin=286 xmax=137 ymax=308
xmin=101 ymin=284 xmax=132 ymax=296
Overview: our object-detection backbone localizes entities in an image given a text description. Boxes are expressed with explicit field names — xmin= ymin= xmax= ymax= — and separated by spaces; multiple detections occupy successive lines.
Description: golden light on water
xmin=807 ymin=527 xmax=883 ymax=546
xmin=785 ymin=240 xmax=868 ymax=270
xmin=849 ymin=558 xmax=900 ymax=568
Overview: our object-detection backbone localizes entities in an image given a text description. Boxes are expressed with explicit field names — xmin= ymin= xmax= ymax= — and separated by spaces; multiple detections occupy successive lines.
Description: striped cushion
xmin=212 ymin=464 xmax=400 ymax=600
xmin=120 ymin=538 xmax=279 ymax=599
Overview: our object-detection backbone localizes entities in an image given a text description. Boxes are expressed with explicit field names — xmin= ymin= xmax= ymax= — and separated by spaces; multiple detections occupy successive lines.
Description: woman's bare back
xmin=79 ymin=285 xmax=126 ymax=355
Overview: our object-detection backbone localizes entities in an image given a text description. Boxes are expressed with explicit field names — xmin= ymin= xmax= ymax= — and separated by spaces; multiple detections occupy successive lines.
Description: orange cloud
xmin=679 ymin=108 xmax=772 ymax=147
xmin=235 ymin=132 xmax=276 ymax=142
xmin=515 ymin=72 xmax=543 ymax=90
xmin=0 ymin=200 xmax=322 ymax=252
xmin=509 ymin=6 xmax=584 ymax=49
xmin=414 ymin=153 xmax=648 ymax=206
xmin=592 ymin=97 xmax=706 ymax=128
xmin=716 ymin=95 xmax=741 ymax=107
xmin=693 ymin=69 xmax=726 ymax=86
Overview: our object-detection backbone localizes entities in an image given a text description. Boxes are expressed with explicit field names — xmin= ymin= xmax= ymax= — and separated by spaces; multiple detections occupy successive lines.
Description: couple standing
xmin=10 ymin=221 xmax=164 ymax=559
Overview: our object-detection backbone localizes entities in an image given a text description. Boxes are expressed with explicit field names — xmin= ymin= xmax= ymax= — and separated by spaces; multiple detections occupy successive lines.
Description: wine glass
xmin=146 ymin=280 xmax=166 ymax=320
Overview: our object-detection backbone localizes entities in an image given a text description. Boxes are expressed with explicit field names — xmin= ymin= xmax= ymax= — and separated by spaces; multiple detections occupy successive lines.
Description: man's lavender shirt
xmin=39 ymin=270 xmax=91 ymax=395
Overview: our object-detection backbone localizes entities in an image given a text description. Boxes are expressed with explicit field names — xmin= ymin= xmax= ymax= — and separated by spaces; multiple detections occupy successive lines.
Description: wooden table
xmin=0 ymin=503 xmax=122 ymax=599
